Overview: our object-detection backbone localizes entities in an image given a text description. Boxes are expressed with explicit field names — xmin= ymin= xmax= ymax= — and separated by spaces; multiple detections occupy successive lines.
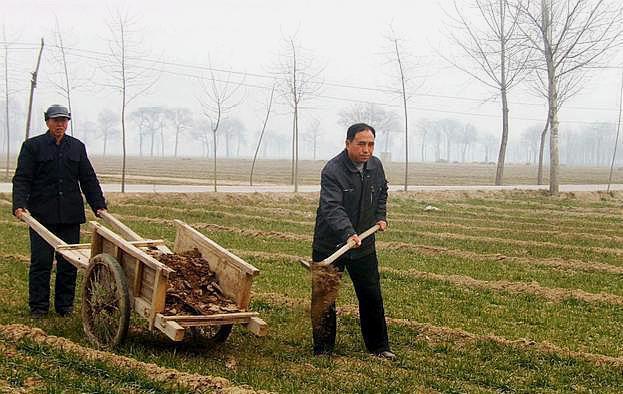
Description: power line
xmin=3 ymin=41 xmax=623 ymax=118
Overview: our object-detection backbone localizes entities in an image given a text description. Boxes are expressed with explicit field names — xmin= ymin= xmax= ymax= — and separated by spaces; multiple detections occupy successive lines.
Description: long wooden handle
xmin=99 ymin=210 xmax=144 ymax=241
xmin=20 ymin=213 xmax=68 ymax=248
xmin=316 ymin=224 xmax=380 ymax=267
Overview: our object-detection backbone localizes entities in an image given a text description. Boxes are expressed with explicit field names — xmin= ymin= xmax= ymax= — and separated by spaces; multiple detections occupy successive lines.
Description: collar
xmin=339 ymin=149 xmax=377 ymax=172
xmin=45 ymin=130 xmax=68 ymax=146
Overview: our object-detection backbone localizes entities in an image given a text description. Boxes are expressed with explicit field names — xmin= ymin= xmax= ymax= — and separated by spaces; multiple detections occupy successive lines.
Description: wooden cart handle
xmin=99 ymin=210 xmax=144 ymax=241
xmin=315 ymin=224 xmax=380 ymax=267
xmin=20 ymin=212 xmax=68 ymax=248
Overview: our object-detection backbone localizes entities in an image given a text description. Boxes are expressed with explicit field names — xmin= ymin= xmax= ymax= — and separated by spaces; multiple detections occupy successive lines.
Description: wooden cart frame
xmin=22 ymin=212 xmax=267 ymax=348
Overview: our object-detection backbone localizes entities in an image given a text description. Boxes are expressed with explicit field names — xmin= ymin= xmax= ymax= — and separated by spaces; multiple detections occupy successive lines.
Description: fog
xmin=2 ymin=0 xmax=622 ymax=166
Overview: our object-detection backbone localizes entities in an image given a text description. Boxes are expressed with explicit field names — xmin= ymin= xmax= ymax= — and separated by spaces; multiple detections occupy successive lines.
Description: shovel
xmin=308 ymin=224 xmax=380 ymax=353
xmin=300 ymin=224 xmax=380 ymax=270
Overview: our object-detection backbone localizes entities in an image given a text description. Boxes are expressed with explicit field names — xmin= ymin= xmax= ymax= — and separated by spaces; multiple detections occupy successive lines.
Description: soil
xmin=310 ymin=264 xmax=343 ymax=334
xmin=148 ymin=249 xmax=242 ymax=316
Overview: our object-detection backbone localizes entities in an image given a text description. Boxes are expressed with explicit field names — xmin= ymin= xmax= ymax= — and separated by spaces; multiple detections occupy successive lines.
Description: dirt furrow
xmin=252 ymin=292 xmax=623 ymax=368
xmin=0 ymin=324 xmax=265 ymax=393
xmin=383 ymin=267 xmax=623 ymax=306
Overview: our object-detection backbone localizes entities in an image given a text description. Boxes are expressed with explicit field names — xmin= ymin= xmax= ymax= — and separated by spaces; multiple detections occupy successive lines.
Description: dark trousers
xmin=312 ymin=249 xmax=390 ymax=355
xmin=29 ymin=223 xmax=80 ymax=313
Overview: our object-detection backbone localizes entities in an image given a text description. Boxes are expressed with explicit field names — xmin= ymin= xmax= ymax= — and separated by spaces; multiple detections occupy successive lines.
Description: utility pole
xmin=25 ymin=38 xmax=44 ymax=140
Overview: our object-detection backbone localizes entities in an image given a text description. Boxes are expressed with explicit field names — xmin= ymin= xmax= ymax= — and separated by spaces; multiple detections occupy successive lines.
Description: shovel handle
xmin=316 ymin=224 xmax=380 ymax=267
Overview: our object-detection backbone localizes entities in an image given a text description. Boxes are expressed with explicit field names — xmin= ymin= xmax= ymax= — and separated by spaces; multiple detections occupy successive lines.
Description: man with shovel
xmin=311 ymin=122 xmax=395 ymax=359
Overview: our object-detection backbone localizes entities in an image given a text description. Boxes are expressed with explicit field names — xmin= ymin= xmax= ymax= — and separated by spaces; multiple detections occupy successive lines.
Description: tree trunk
xmin=495 ymin=85 xmax=509 ymax=186
xmin=174 ymin=126 xmax=180 ymax=157
xmin=542 ymin=0 xmax=559 ymax=194
xmin=537 ymin=117 xmax=550 ymax=185
xmin=213 ymin=130 xmax=217 ymax=192
xmin=4 ymin=43 xmax=10 ymax=179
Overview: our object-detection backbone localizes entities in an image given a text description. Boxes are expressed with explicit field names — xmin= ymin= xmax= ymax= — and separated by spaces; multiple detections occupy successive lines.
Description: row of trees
xmin=448 ymin=0 xmax=623 ymax=192
xmin=2 ymin=1 xmax=622 ymax=193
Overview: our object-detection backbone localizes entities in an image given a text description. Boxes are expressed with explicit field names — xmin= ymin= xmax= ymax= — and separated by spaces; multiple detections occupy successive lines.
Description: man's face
xmin=46 ymin=117 xmax=69 ymax=140
xmin=345 ymin=129 xmax=375 ymax=163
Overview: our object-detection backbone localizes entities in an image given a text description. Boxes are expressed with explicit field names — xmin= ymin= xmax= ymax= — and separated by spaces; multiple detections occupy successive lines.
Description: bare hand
xmin=348 ymin=234 xmax=362 ymax=248
xmin=377 ymin=220 xmax=387 ymax=231
xmin=14 ymin=208 xmax=28 ymax=220
xmin=96 ymin=208 xmax=108 ymax=218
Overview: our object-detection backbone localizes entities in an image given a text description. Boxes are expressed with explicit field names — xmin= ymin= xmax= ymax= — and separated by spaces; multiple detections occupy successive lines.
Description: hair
xmin=346 ymin=123 xmax=375 ymax=141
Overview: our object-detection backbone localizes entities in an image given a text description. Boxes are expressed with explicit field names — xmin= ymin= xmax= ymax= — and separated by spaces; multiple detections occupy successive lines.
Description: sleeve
xmin=318 ymin=167 xmax=356 ymax=243
xmin=78 ymin=144 xmax=107 ymax=212
xmin=12 ymin=141 xmax=35 ymax=214
xmin=375 ymin=162 xmax=388 ymax=224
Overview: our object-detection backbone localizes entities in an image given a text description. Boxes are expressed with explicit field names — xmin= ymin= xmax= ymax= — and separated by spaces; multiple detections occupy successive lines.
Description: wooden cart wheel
xmin=189 ymin=321 xmax=233 ymax=345
xmin=166 ymin=294 xmax=233 ymax=345
xmin=82 ymin=253 xmax=130 ymax=349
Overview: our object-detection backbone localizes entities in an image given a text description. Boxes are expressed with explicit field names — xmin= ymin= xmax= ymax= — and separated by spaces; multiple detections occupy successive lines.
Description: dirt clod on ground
xmin=149 ymin=249 xmax=242 ymax=316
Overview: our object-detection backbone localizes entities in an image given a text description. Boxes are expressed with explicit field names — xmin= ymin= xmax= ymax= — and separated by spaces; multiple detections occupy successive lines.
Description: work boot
xmin=30 ymin=310 xmax=47 ymax=319
xmin=375 ymin=350 xmax=396 ymax=360
xmin=56 ymin=308 xmax=73 ymax=317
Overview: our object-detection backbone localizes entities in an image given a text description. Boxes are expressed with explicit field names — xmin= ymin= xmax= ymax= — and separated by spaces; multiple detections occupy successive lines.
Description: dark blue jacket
xmin=312 ymin=149 xmax=388 ymax=259
xmin=12 ymin=131 xmax=106 ymax=224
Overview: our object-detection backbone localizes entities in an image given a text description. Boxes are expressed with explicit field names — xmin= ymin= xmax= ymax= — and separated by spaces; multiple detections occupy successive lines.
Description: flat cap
xmin=44 ymin=105 xmax=71 ymax=120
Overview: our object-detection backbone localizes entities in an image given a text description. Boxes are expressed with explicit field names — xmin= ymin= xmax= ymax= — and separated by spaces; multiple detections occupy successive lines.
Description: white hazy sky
xmin=3 ymin=0 xmax=623 ymax=159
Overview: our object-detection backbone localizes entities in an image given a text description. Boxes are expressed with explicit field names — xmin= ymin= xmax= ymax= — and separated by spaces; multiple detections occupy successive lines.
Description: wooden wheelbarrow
xmin=20 ymin=212 xmax=268 ymax=349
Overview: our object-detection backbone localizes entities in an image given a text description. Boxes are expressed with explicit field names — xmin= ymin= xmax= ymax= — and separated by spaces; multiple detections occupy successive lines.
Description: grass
xmin=0 ymin=190 xmax=622 ymax=392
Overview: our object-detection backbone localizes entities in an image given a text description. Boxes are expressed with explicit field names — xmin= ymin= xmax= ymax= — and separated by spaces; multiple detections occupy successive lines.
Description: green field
xmin=0 ymin=190 xmax=622 ymax=393
xmin=2 ymin=156 xmax=622 ymax=186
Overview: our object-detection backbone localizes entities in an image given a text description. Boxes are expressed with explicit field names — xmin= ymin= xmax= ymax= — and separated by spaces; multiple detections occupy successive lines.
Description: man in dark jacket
xmin=13 ymin=104 xmax=107 ymax=318
xmin=311 ymin=122 xmax=395 ymax=359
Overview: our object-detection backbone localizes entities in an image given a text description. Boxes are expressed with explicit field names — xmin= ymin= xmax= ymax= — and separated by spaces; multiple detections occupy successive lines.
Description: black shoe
xmin=30 ymin=311 xmax=47 ymax=319
xmin=56 ymin=309 xmax=73 ymax=317
xmin=375 ymin=350 xmax=396 ymax=360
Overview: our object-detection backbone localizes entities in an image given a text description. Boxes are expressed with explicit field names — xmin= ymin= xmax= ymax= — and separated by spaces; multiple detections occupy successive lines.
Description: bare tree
xmin=2 ymin=26 xmax=14 ymax=178
xmin=250 ymin=84 xmax=275 ymax=186
xmin=479 ymin=133 xmax=499 ymax=162
xmin=415 ymin=118 xmax=434 ymax=162
xmin=49 ymin=18 xmax=93 ymax=136
xmin=102 ymin=9 xmax=159 ymax=192
xmin=446 ymin=0 xmax=531 ymax=185
xmin=438 ymin=118 xmax=462 ymax=161
xmin=385 ymin=27 xmax=417 ymax=190
xmin=97 ymin=109 xmax=119 ymax=156
xmin=274 ymin=34 xmax=323 ymax=192
xmin=338 ymin=102 xmax=400 ymax=153
xmin=459 ymin=123 xmax=479 ymax=162
xmin=516 ymin=0 xmax=623 ymax=193
xmin=197 ymin=66 xmax=245 ymax=192
xmin=303 ymin=118 xmax=323 ymax=160
xmin=170 ymin=107 xmax=193 ymax=157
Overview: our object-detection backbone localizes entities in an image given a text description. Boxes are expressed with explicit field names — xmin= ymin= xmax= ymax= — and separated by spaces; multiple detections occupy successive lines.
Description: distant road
xmin=1 ymin=183 xmax=622 ymax=193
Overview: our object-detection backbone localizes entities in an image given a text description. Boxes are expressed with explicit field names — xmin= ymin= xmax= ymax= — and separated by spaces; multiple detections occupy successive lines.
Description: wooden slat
xmin=162 ymin=312 xmax=258 ymax=322
xmin=90 ymin=222 xmax=174 ymax=274
xmin=127 ymin=239 xmax=165 ymax=248
xmin=99 ymin=211 xmax=143 ymax=241
xmin=100 ymin=211 xmax=172 ymax=253
xmin=154 ymin=314 xmax=185 ymax=341
xmin=21 ymin=213 xmax=67 ymax=248
xmin=149 ymin=268 xmax=167 ymax=329
xmin=57 ymin=250 xmax=89 ymax=270
xmin=173 ymin=220 xmax=258 ymax=275
xmin=245 ymin=316 xmax=268 ymax=337
xmin=173 ymin=220 xmax=258 ymax=309
xmin=56 ymin=243 xmax=91 ymax=251
xmin=133 ymin=297 xmax=152 ymax=320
